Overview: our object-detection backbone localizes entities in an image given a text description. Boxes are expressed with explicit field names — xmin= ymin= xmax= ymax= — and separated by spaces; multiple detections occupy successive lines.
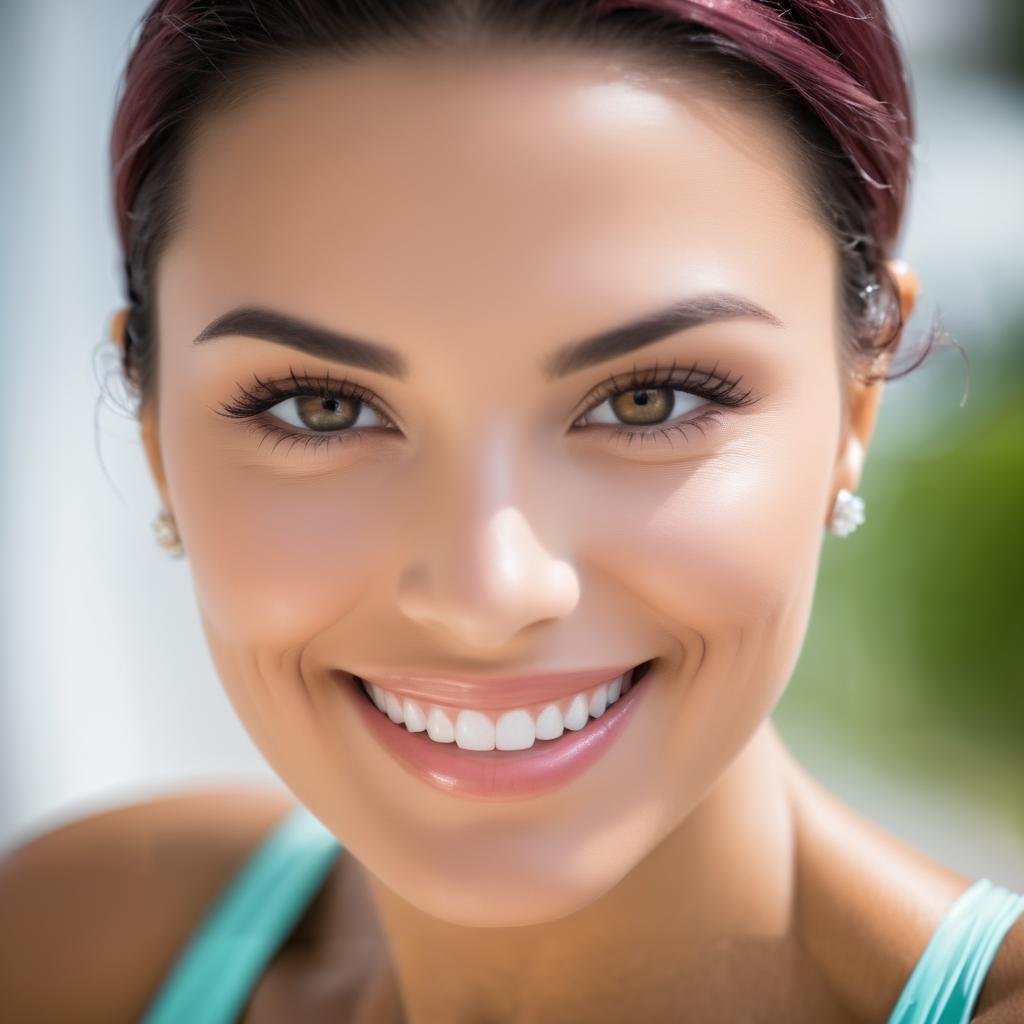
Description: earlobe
xmin=129 ymin=320 xmax=180 ymax=551
xmin=833 ymin=427 xmax=867 ymax=496
xmin=109 ymin=306 xmax=129 ymax=352
xmin=829 ymin=377 xmax=884 ymax=529
xmin=825 ymin=258 xmax=916 ymax=532
xmin=140 ymin=401 xmax=173 ymax=515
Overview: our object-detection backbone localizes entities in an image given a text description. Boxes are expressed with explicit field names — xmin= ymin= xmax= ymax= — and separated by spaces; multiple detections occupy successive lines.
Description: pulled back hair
xmin=111 ymin=0 xmax=941 ymax=410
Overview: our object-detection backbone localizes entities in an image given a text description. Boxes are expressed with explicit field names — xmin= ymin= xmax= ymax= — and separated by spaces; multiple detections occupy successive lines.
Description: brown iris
xmin=610 ymin=387 xmax=674 ymax=426
xmin=293 ymin=395 xmax=360 ymax=432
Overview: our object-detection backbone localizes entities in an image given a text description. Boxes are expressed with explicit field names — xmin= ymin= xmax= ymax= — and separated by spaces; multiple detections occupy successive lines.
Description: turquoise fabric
xmin=140 ymin=805 xmax=342 ymax=1024
xmin=141 ymin=804 xmax=1023 ymax=1023
xmin=886 ymin=877 xmax=1024 ymax=1024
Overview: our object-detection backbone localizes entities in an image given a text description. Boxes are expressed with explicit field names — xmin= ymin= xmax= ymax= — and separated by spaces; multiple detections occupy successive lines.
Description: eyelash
xmin=573 ymin=358 xmax=755 ymax=448
xmin=215 ymin=359 xmax=756 ymax=456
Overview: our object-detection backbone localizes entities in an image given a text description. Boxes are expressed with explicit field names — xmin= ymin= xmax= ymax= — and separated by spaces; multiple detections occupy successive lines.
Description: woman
xmin=1 ymin=0 xmax=1021 ymax=1021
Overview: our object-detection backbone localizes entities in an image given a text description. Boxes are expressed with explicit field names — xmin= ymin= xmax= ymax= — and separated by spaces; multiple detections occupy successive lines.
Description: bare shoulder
xmin=776 ymin=745 xmax=1023 ymax=1023
xmin=0 ymin=785 xmax=297 ymax=1024
xmin=971 ymin=911 xmax=1024 ymax=1022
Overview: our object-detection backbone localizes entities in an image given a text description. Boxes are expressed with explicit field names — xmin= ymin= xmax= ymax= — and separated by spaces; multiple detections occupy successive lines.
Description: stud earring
xmin=152 ymin=507 xmax=185 ymax=557
xmin=829 ymin=488 xmax=865 ymax=538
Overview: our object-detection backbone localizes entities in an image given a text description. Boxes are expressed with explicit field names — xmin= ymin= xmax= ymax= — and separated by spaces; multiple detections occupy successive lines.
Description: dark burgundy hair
xmin=111 ymin=0 xmax=938 ymax=408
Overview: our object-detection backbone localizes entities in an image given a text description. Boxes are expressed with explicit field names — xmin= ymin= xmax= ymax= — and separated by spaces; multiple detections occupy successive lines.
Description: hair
xmin=110 ymin=0 xmax=945 ymax=411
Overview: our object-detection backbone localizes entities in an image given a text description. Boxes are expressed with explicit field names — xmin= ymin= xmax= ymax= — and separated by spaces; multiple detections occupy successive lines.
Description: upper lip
xmin=353 ymin=662 xmax=644 ymax=710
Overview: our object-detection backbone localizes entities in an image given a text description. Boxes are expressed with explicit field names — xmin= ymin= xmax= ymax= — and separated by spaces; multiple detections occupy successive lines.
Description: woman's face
xmin=148 ymin=48 xmax=876 ymax=926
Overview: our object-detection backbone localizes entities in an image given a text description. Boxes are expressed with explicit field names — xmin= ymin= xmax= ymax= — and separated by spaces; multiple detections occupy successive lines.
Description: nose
xmin=395 ymin=499 xmax=581 ymax=653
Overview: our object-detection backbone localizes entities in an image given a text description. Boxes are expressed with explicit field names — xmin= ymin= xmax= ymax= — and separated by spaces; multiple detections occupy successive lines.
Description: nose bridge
xmin=395 ymin=427 xmax=580 ymax=651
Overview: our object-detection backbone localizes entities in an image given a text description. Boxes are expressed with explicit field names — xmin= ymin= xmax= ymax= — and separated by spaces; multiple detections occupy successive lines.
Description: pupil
xmin=610 ymin=386 xmax=672 ymax=426
xmin=295 ymin=394 xmax=357 ymax=431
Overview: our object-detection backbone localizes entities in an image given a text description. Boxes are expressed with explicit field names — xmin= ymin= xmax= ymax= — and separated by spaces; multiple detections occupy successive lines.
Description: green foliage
xmin=777 ymin=347 xmax=1023 ymax=824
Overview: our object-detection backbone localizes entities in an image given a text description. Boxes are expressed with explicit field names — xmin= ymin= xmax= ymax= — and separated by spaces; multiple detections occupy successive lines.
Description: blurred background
xmin=0 ymin=0 xmax=1021 ymax=886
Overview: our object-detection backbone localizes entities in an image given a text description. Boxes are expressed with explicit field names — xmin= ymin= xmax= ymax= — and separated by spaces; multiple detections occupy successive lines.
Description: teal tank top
xmin=140 ymin=804 xmax=1024 ymax=1023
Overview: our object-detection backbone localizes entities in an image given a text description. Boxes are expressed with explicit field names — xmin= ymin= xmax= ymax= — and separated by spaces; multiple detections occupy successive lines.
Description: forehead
xmin=159 ymin=48 xmax=832 ymax=350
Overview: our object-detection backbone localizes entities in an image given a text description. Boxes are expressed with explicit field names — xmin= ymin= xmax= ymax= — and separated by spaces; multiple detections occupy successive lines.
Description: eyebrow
xmin=192 ymin=292 xmax=783 ymax=380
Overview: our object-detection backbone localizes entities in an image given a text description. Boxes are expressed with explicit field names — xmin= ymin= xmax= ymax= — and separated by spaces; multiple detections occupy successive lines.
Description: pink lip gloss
xmin=342 ymin=661 xmax=655 ymax=800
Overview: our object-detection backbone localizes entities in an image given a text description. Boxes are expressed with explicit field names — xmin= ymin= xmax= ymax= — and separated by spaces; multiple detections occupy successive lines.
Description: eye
xmin=215 ymin=367 xmax=398 ymax=454
xmin=572 ymin=360 xmax=755 ymax=446
xmin=268 ymin=393 xmax=388 ymax=433
xmin=581 ymin=385 xmax=704 ymax=429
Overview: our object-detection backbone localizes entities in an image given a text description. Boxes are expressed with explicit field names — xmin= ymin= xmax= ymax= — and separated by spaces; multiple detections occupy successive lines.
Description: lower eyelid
xmin=578 ymin=385 xmax=706 ymax=428
xmin=603 ymin=407 xmax=725 ymax=445
xmin=223 ymin=371 xmax=740 ymax=455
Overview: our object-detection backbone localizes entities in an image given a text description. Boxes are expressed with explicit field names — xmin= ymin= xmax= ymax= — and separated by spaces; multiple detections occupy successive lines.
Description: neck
xmin=364 ymin=720 xmax=802 ymax=1023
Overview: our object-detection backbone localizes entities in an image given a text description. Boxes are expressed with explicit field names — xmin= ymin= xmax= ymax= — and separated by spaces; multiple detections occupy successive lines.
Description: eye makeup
xmin=214 ymin=357 xmax=758 ymax=456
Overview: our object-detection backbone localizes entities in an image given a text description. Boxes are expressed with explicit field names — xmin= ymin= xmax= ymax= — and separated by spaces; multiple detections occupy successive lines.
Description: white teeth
xmin=361 ymin=668 xmax=643 ymax=749
xmin=563 ymin=693 xmax=589 ymax=731
xmin=534 ymin=704 xmax=564 ymax=741
xmin=384 ymin=692 xmax=404 ymax=724
xmin=403 ymin=698 xmax=427 ymax=733
xmin=455 ymin=710 xmax=495 ymax=751
xmin=495 ymin=709 xmax=536 ymax=751
xmin=426 ymin=706 xmax=455 ymax=743
xmin=606 ymin=673 xmax=623 ymax=704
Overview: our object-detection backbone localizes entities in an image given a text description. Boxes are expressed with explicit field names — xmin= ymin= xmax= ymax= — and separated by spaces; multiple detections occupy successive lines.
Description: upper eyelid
xmin=576 ymin=359 xmax=747 ymax=409
xmin=257 ymin=359 xmax=743 ymax=409
xmin=218 ymin=367 xmax=397 ymax=422
xmin=219 ymin=360 xmax=752 ymax=435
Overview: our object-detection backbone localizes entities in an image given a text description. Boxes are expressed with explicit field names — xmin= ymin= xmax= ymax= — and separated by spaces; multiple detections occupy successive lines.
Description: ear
xmin=109 ymin=307 xmax=128 ymax=353
xmin=140 ymin=401 xmax=173 ymax=515
xmin=886 ymin=258 xmax=920 ymax=324
xmin=828 ymin=259 xmax=920 ymax=516
xmin=831 ymin=376 xmax=884 ymax=502
xmin=111 ymin=304 xmax=174 ymax=515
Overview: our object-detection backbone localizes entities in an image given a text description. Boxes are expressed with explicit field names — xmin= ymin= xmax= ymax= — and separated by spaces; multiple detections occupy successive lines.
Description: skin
xmin=89 ymin=46 xmax=1020 ymax=1021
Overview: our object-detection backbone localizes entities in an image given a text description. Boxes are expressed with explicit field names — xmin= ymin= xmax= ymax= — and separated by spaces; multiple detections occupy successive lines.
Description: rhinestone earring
xmin=829 ymin=488 xmax=865 ymax=538
xmin=152 ymin=507 xmax=185 ymax=557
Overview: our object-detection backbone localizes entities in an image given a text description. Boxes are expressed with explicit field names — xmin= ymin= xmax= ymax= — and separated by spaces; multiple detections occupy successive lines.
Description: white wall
xmin=0 ymin=0 xmax=278 ymax=853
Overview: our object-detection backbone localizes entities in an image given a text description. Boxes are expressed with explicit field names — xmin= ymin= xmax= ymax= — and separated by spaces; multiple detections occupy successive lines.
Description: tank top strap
xmin=141 ymin=803 xmax=343 ymax=1024
xmin=887 ymin=877 xmax=1024 ymax=1024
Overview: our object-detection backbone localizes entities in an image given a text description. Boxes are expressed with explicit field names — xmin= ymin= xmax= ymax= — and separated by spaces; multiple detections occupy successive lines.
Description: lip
xmin=356 ymin=663 xmax=638 ymax=711
xmin=342 ymin=660 xmax=656 ymax=801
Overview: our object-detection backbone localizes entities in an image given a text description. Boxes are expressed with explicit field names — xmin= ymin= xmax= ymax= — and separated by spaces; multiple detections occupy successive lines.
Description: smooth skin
xmin=2 ymin=47 xmax=1021 ymax=1023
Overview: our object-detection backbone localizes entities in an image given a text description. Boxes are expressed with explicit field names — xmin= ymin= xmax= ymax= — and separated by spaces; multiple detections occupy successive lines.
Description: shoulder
xmin=780 ymin=747 xmax=1024 ymax=1023
xmin=971 ymin=909 xmax=1024 ymax=1022
xmin=0 ymin=785 xmax=297 ymax=1024
xmin=778 ymin=747 xmax=982 ymax=1022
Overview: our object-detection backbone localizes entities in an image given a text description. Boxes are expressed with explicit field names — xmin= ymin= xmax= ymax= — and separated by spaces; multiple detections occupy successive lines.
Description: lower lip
xmin=342 ymin=662 xmax=656 ymax=801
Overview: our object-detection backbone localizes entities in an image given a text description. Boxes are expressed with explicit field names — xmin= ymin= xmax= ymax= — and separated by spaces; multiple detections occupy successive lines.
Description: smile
xmin=342 ymin=660 xmax=657 ymax=800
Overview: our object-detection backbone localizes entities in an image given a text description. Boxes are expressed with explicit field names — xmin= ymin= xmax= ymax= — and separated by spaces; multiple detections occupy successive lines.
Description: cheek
xmin=582 ymin=396 xmax=839 ymax=658
xmin=161 ymin=420 xmax=399 ymax=648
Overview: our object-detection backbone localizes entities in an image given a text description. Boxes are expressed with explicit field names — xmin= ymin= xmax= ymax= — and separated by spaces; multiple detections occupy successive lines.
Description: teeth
xmin=455 ymin=710 xmax=495 ymax=751
xmin=403 ymin=698 xmax=427 ymax=732
xmin=384 ymin=692 xmax=404 ymax=724
xmin=359 ymin=668 xmax=640 ymax=750
xmin=563 ymin=694 xmax=589 ymax=731
xmin=426 ymin=706 xmax=455 ymax=743
xmin=495 ymin=709 xmax=535 ymax=751
xmin=606 ymin=674 xmax=622 ymax=704
xmin=534 ymin=704 xmax=564 ymax=741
